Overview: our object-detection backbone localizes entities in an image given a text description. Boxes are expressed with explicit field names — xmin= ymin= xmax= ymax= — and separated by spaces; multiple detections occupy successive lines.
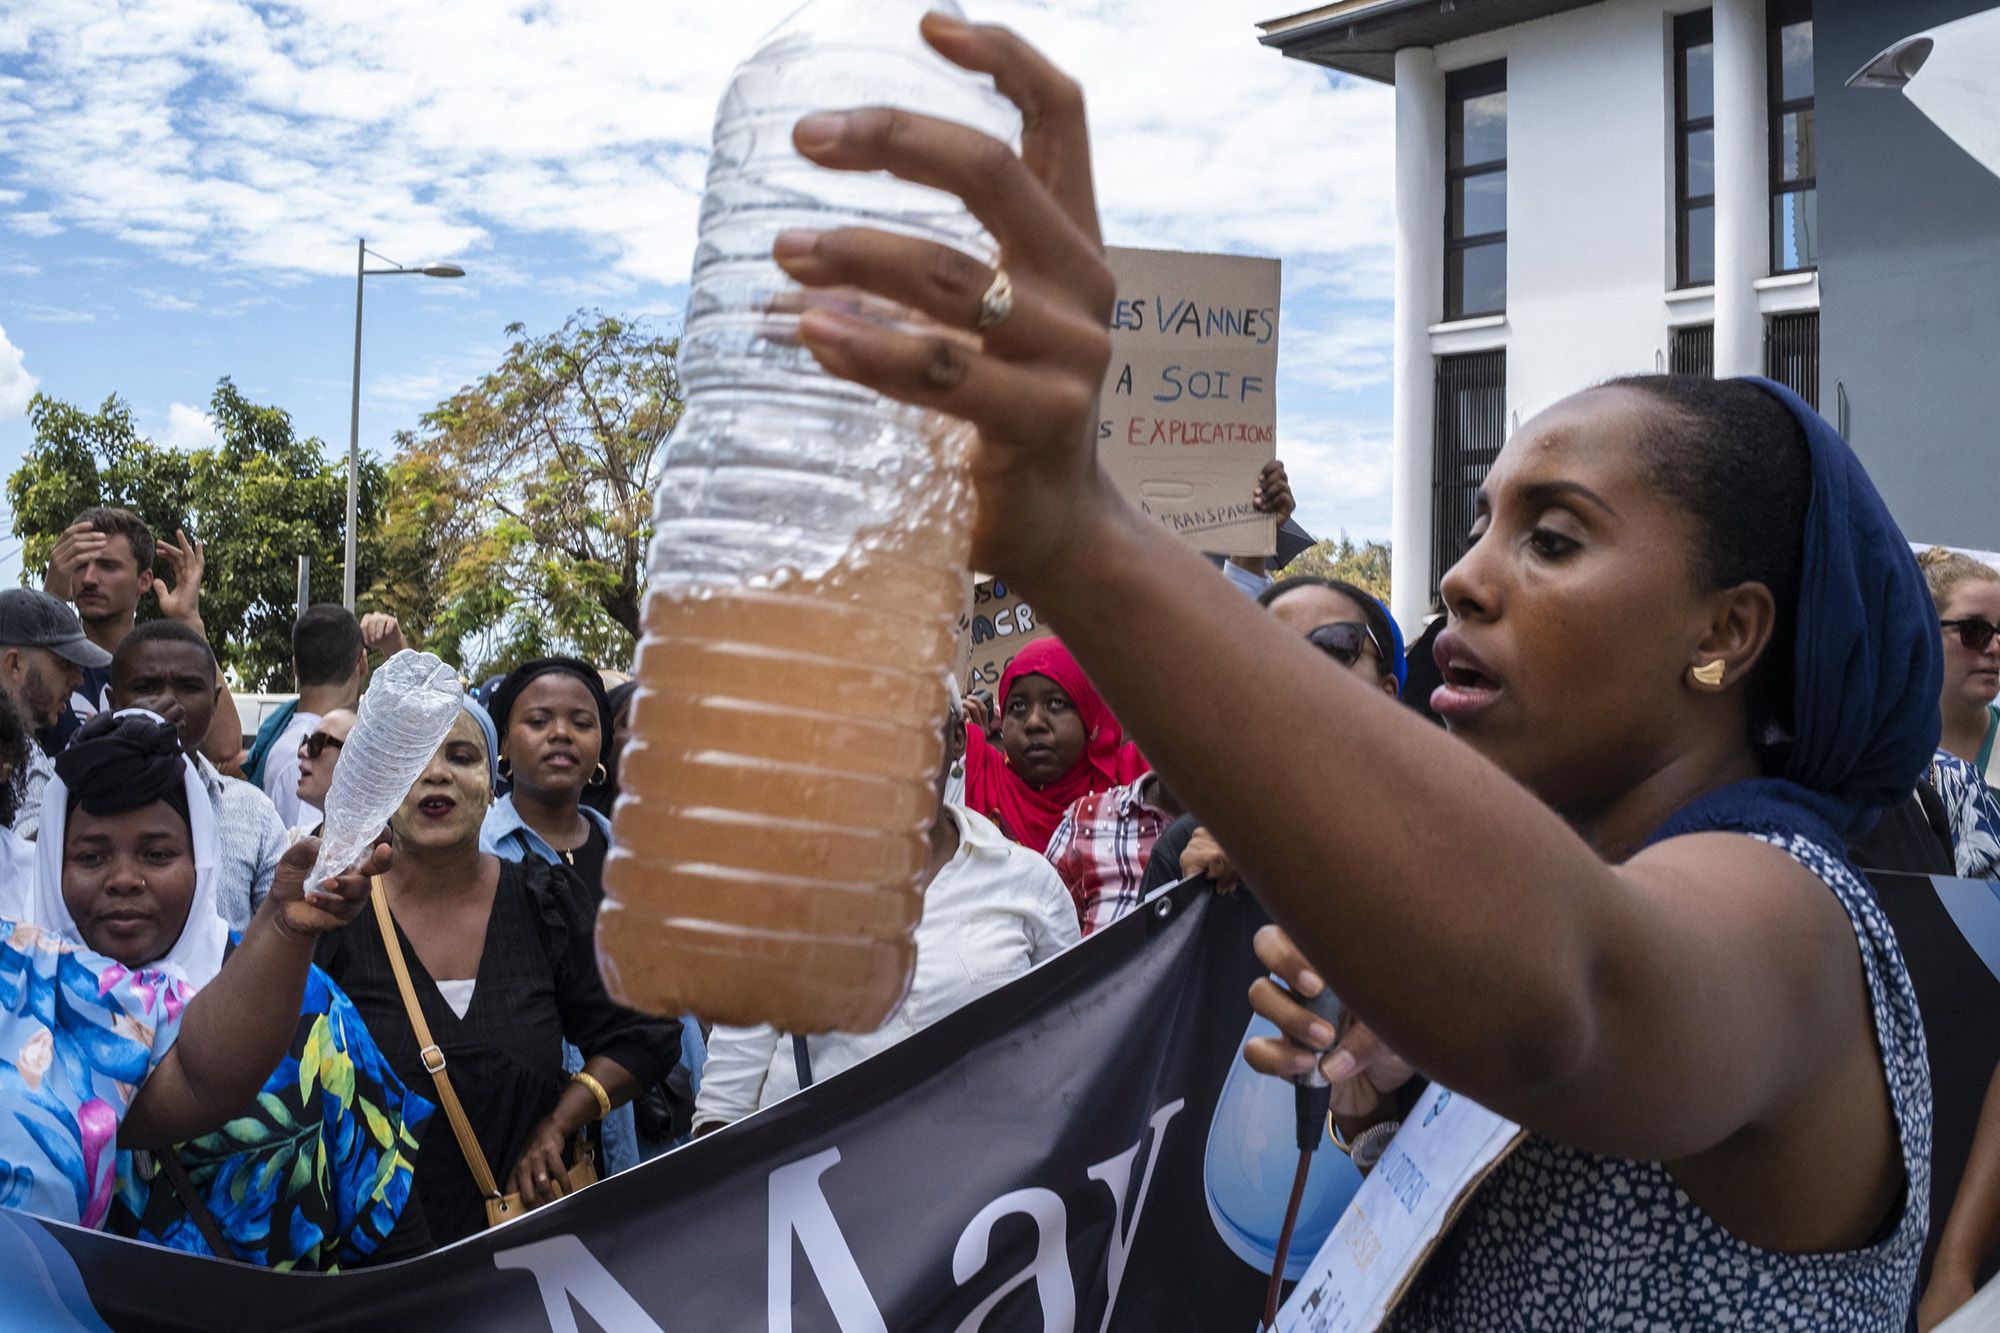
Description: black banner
xmin=2 ymin=880 xmax=1336 ymax=1332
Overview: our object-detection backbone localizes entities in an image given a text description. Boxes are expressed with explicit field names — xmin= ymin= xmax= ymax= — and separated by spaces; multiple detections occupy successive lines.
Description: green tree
xmin=374 ymin=311 xmax=681 ymax=676
xmin=8 ymin=380 xmax=384 ymax=689
xmin=1277 ymin=532 xmax=1393 ymax=603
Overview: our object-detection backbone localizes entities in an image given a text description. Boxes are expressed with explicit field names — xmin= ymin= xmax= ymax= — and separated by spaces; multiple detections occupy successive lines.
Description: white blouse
xmin=693 ymin=805 xmax=1081 ymax=1131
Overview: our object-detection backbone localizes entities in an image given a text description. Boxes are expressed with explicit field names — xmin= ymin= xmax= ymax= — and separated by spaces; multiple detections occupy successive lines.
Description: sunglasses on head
xmin=303 ymin=731 xmax=345 ymax=758
xmin=1306 ymin=621 xmax=1385 ymax=670
xmin=1942 ymin=617 xmax=2000 ymax=653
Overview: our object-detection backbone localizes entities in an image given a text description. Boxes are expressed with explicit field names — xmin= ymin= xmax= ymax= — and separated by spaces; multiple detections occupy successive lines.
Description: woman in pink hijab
xmin=962 ymin=638 xmax=1148 ymax=852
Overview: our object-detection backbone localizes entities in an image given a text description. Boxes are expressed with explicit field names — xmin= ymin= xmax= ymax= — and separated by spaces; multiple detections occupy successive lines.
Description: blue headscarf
xmin=1368 ymin=593 xmax=1409 ymax=697
xmin=458 ymin=696 xmax=501 ymax=793
xmin=1653 ymin=377 xmax=1941 ymax=846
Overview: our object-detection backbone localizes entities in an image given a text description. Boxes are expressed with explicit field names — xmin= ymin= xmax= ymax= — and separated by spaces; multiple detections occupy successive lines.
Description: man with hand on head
xmin=248 ymin=605 xmax=403 ymax=827
xmin=0 ymin=588 xmax=111 ymax=839
xmin=41 ymin=507 xmax=243 ymax=770
xmin=109 ymin=620 xmax=286 ymax=931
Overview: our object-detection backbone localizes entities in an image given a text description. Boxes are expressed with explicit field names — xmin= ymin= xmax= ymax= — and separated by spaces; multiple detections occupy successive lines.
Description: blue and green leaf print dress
xmin=112 ymin=964 xmax=433 ymax=1270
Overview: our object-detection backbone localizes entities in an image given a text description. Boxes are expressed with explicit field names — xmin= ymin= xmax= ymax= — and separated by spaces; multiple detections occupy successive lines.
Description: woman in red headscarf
xmin=962 ymin=638 xmax=1148 ymax=852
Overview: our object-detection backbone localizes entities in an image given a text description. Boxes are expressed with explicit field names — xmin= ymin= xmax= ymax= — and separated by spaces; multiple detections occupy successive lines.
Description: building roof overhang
xmin=1259 ymin=0 xmax=1608 ymax=82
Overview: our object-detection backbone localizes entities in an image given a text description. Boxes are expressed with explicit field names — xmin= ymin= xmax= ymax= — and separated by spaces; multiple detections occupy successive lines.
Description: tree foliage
xmin=374 ymin=311 xmax=680 ymax=677
xmin=7 ymin=381 xmax=383 ymax=689
xmin=1276 ymin=533 xmax=1392 ymax=603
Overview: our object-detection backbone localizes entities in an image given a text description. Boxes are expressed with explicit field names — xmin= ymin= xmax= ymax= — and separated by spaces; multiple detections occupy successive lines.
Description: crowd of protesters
xmin=0 ymin=35 xmax=1993 ymax=1326
xmin=0 ymin=407 xmax=1995 ymax=1322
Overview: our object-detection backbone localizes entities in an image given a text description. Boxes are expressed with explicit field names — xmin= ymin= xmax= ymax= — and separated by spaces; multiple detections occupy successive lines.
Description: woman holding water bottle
xmin=313 ymin=700 xmax=681 ymax=1245
xmin=775 ymin=14 xmax=1936 ymax=1326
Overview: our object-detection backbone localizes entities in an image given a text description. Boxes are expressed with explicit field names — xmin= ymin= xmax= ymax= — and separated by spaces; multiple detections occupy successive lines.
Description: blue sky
xmin=0 ymin=0 xmax=1396 ymax=594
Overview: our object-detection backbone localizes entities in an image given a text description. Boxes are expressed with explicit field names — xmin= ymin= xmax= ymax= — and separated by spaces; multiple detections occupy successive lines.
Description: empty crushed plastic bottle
xmin=600 ymin=0 xmax=1021 ymax=1033
xmin=308 ymin=651 xmax=464 ymax=887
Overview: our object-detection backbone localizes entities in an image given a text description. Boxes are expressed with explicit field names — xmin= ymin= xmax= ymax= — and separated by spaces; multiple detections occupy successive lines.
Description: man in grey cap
xmin=0 ymin=587 xmax=113 ymax=838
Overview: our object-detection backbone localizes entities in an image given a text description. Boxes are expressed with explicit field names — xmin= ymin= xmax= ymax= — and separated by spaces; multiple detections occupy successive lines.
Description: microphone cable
xmin=1261 ymin=982 xmax=1340 ymax=1331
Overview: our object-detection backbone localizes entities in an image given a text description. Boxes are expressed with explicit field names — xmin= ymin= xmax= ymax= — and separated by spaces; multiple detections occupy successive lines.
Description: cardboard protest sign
xmin=1099 ymin=247 xmax=1282 ymax=557
xmin=957 ymin=576 xmax=1055 ymax=697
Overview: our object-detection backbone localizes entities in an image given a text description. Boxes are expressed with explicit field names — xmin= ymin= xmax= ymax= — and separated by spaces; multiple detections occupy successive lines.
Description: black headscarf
xmin=488 ymin=656 xmax=614 ymax=783
xmin=57 ymin=711 xmax=192 ymax=825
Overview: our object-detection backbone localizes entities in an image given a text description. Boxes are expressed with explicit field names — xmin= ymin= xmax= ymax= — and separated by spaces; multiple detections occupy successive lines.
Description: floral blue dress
xmin=0 ymin=922 xmax=187 ymax=1229
xmin=111 ymin=963 xmax=433 ymax=1270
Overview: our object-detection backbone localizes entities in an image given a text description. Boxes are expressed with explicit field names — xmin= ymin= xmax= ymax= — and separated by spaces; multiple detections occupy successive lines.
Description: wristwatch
xmin=1350 ymin=1119 xmax=1400 ymax=1172
xmin=1330 ymin=1114 xmax=1403 ymax=1173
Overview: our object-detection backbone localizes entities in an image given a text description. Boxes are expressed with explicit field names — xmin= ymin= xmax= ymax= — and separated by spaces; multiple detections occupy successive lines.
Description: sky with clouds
xmin=0 ymin=0 xmax=1395 ymax=591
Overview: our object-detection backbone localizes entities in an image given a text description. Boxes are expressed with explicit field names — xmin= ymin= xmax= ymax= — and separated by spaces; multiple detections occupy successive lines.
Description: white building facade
xmin=1262 ymin=0 xmax=1824 ymax=631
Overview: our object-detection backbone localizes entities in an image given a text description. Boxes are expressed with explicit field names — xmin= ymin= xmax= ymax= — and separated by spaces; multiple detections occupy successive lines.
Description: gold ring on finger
xmin=975 ymin=268 xmax=1015 ymax=332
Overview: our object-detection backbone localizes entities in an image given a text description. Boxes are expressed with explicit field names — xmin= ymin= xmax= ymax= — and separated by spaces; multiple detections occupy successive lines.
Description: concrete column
xmin=1391 ymin=45 xmax=1446 ymax=632
xmin=1711 ymin=0 xmax=1768 ymax=377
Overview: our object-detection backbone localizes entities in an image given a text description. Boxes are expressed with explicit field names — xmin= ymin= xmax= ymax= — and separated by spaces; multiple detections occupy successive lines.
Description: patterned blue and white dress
xmin=1931 ymin=751 xmax=2000 ymax=879
xmin=0 ymin=922 xmax=187 ymax=1229
xmin=1385 ymin=830 xmax=1930 ymax=1331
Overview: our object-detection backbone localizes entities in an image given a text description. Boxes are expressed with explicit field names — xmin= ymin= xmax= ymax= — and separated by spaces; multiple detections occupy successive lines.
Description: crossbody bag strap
xmin=155 ymin=1150 xmax=234 ymax=1259
xmin=370 ymin=876 xmax=503 ymax=1203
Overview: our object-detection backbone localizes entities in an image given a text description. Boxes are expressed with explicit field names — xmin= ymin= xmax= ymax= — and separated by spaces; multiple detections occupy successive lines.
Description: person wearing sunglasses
xmin=291 ymin=707 xmax=355 ymax=838
xmin=1144 ymin=578 xmax=1410 ymax=899
xmin=1259 ymin=576 xmax=1407 ymax=700
xmin=1922 ymin=547 xmax=2000 ymax=787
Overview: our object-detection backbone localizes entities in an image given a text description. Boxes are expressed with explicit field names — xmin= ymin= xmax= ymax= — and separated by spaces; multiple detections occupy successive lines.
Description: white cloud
xmin=5 ymin=211 xmax=61 ymax=237
xmin=13 ymin=302 xmax=91 ymax=323
xmin=1283 ymin=310 xmax=1394 ymax=393
xmin=0 ymin=323 xmax=36 ymax=413
xmin=1276 ymin=412 xmax=1394 ymax=539
xmin=161 ymin=400 xmax=222 ymax=451
xmin=0 ymin=1 xmax=1394 ymax=296
xmin=136 ymin=287 xmax=202 ymax=313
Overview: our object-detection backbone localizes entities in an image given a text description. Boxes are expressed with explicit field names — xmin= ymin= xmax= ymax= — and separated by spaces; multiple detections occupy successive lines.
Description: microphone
xmin=1264 ymin=979 xmax=1343 ymax=1329
xmin=1291 ymin=983 xmax=1341 ymax=1151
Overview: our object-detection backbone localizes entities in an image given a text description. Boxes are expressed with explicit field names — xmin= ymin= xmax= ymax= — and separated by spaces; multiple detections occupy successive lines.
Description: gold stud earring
xmin=1689 ymin=660 xmax=1727 ymax=688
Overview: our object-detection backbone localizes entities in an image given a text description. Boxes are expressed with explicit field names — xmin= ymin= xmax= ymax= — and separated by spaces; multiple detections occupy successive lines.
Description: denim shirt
xmin=477 ymin=795 xmax=654 ymax=1168
xmin=479 ymin=793 xmax=613 ymax=864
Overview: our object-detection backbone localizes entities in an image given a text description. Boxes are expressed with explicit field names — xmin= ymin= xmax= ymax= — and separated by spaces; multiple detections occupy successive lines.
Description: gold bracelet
xmin=572 ymin=1071 xmax=613 ymax=1121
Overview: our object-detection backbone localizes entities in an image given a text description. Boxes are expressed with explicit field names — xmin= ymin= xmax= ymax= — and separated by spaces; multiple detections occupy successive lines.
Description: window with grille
xmin=1670 ymin=324 xmax=1714 ymax=377
xmin=1765 ymin=311 xmax=1818 ymax=407
xmin=1675 ymin=11 xmax=1715 ymax=288
xmin=1768 ymin=0 xmax=1816 ymax=273
xmin=1445 ymin=63 xmax=1507 ymax=320
xmin=1430 ymin=350 xmax=1507 ymax=610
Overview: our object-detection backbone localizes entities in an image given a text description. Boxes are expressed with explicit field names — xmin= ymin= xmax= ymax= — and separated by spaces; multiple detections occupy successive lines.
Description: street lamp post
xmin=345 ymin=238 xmax=465 ymax=610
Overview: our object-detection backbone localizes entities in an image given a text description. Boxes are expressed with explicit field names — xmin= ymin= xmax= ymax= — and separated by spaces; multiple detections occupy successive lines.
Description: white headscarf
xmin=29 ymin=708 xmax=228 ymax=988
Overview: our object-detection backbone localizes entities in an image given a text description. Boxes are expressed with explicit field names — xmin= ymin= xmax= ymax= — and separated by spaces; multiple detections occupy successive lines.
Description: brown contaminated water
xmin=600 ymin=555 xmax=965 ymax=1034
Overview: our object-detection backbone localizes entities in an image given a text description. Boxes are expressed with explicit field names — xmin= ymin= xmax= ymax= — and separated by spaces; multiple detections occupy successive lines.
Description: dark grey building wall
xmin=1818 ymin=0 xmax=2000 ymax=548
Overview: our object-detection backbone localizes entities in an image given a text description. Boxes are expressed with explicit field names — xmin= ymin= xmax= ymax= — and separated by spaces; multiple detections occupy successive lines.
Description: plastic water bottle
xmin=1204 ymin=1015 xmax=1362 ymax=1281
xmin=308 ymin=651 xmax=464 ymax=886
xmin=600 ymin=0 xmax=1019 ymax=1034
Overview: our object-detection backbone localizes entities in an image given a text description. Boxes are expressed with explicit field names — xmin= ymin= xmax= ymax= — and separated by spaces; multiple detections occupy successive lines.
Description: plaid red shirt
xmin=1045 ymin=777 xmax=1170 ymax=936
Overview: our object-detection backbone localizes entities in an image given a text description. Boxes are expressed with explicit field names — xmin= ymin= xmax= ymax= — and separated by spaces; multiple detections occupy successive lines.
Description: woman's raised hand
xmin=267 ymin=837 xmax=390 ymax=939
xmin=777 ymin=13 xmax=1118 ymax=584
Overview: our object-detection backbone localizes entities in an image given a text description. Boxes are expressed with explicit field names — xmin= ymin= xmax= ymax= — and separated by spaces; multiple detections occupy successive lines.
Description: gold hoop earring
xmin=591 ymin=763 xmax=608 ymax=786
xmin=1689 ymin=660 xmax=1727 ymax=688
xmin=497 ymin=757 xmax=512 ymax=781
